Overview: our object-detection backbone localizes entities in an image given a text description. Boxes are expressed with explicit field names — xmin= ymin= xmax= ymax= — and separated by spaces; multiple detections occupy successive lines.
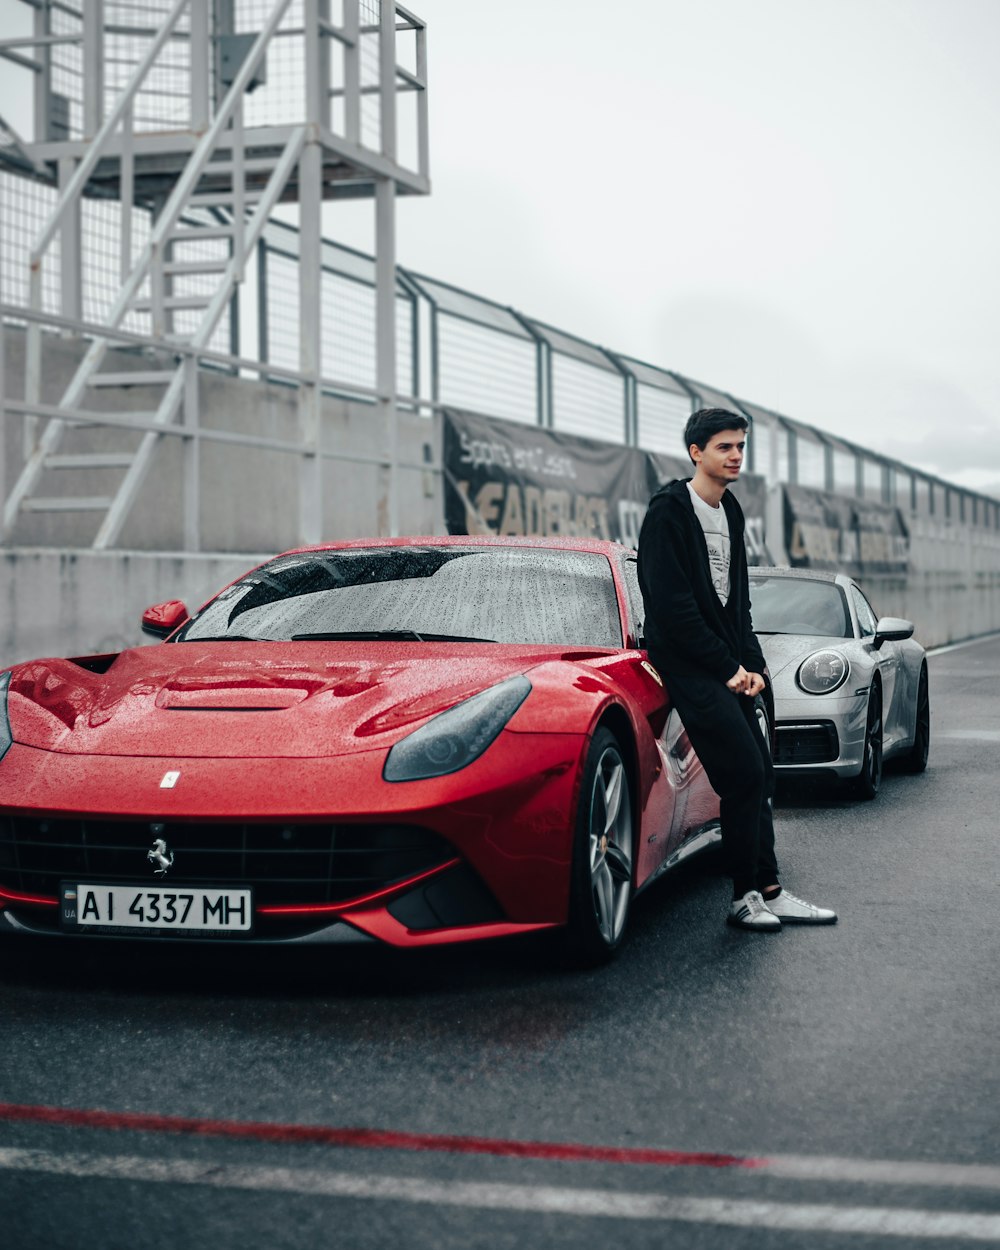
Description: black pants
xmin=662 ymin=670 xmax=779 ymax=898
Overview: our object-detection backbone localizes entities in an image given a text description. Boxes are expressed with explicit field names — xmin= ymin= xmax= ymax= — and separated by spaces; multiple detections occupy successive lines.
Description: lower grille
xmin=774 ymin=722 xmax=839 ymax=765
xmin=0 ymin=816 xmax=452 ymax=907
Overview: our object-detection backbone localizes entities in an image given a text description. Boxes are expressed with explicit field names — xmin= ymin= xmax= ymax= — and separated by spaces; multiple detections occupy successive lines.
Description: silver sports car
xmin=749 ymin=567 xmax=930 ymax=798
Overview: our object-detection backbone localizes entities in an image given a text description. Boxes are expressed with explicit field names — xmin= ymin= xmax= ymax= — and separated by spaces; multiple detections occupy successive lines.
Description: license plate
xmin=61 ymin=883 xmax=253 ymax=933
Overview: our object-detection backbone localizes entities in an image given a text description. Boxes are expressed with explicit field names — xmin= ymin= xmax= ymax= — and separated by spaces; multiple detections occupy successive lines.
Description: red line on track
xmin=0 ymin=1102 xmax=764 ymax=1171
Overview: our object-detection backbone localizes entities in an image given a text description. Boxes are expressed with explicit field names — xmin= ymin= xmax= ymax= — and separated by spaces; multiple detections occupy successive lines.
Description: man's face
xmin=690 ymin=428 xmax=745 ymax=483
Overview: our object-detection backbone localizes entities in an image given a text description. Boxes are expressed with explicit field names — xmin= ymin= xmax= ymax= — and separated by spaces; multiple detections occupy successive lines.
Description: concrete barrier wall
xmin=0 ymin=549 xmax=270 ymax=664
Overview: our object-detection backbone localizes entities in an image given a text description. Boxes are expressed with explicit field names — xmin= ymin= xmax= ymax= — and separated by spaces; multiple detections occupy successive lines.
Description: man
xmin=637 ymin=408 xmax=836 ymax=931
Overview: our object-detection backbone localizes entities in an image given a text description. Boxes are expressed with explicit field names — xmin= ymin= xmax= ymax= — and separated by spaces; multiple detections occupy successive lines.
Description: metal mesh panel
xmin=80 ymin=196 xmax=153 ymax=324
xmin=359 ymin=0 xmax=382 ymax=152
xmin=263 ymin=244 xmax=411 ymax=394
xmin=862 ymin=457 xmax=884 ymax=501
xmin=50 ymin=3 xmax=84 ymax=141
xmin=832 ymin=448 xmax=856 ymax=495
xmin=436 ymin=315 xmax=537 ymax=424
xmin=550 ymin=353 xmax=625 ymax=441
xmin=0 ymin=172 xmax=61 ymax=314
xmin=636 ymin=382 xmax=690 ymax=455
xmin=796 ymin=434 xmax=826 ymax=488
xmin=238 ymin=0 xmax=308 ymax=129
xmin=263 ymin=244 xmax=299 ymax=370
xmin=319 ymin=272 xmax=413 ymax=395
xmin=104 ymin=0 xmax=193 ymax=132
xmin=749 ymin=418 xmax=772 ymax=481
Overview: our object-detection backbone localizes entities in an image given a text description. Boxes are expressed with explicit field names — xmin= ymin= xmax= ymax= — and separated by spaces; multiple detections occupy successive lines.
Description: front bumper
xmin=0 ymin=728 xmax=587 ymax=947
xmin=772 ymin=689 xmax=871 ymax=779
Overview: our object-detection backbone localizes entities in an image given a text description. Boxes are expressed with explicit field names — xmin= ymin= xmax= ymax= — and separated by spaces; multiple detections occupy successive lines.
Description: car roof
xmin=749 ymin=565 xmax=854 ymax=589
xmin=276 ymin=535 xmax=633 ymax=558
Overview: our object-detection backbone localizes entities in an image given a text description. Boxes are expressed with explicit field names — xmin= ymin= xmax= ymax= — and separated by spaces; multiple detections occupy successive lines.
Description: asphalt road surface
xmin=2 ymin=634 xmax=999 ymax=1249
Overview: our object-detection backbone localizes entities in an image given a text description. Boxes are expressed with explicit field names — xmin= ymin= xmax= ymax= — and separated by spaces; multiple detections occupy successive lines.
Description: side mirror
xmin=873 ymin=616 xmax=914 ymax=649
xmin=141 ymin=600 xmax=189 ymax=639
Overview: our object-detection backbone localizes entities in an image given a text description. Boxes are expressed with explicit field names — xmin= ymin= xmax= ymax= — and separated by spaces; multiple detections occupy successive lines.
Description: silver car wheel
xmin=587 ymin=745 xmax=633 ymax=946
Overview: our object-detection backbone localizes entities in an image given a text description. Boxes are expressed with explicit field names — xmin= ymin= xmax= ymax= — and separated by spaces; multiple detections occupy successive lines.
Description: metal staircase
xmin=3 ymin=0 xmax=303 ymax=547
xmin=1 ymin=0 xmax=430 ymax=548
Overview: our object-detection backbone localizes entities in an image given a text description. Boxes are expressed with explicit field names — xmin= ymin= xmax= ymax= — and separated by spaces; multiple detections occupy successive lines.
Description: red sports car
xmin=0 ymin=537 xmax=730 ymax=960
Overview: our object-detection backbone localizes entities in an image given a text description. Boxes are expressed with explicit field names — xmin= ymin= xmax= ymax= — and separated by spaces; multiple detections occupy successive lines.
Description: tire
xmin=566 ymin=726 xmax=634 ymax=963
xmin=853 ymin=685 xmax=883 ymax=800
xmin=900 ymin=664 xmax=930 ymax=774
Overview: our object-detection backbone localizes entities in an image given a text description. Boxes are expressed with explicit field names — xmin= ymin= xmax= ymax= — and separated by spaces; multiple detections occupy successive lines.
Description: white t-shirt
xmin=687 ymin=481 xmax=731 ymax=605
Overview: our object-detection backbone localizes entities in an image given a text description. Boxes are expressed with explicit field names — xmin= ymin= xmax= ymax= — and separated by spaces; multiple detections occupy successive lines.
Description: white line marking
xmin=764 ymin=1154 xmax=1000 ymax=1190
xmin=936 ymin=730 xmax=1000 ymax=741
xmin=2 ymin=1148 xmax=1000 ymax=1240
xmin=927 ymin=631 xmax=1000 ymax=657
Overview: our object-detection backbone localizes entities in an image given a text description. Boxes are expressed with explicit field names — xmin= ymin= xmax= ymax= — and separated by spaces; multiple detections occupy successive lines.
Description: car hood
xmin=757 ymin=632 xmax=851 ymax=681
xmin=5 ymin=641 xmax=592 ymax=758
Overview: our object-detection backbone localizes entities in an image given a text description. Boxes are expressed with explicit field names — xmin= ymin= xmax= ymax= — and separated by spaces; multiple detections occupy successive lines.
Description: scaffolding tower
xmin=0 ymin=0 xmax=429 ymax=546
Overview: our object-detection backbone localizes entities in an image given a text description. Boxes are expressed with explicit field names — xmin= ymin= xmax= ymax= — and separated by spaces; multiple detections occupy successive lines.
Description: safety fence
xmin=2 ymin=159 xmax=1000 ymax=540
xmin=255 ymin=216 xmax=1000 ymax=534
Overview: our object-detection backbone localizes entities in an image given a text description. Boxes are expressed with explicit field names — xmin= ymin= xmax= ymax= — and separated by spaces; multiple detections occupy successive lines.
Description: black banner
xmin=443 ymin=409 xmax=652 ymax=547
xmin=783 ymin=484 xmax=910 ymax=575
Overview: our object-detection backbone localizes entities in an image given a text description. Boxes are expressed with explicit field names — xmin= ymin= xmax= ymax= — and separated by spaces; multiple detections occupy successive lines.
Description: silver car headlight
xmin=383 ymin=675 xmax=531 ymax=782
xmin=0 ymin=671 xmax=12 ymax=762
xmin=796 ymin=650 xmax=849 ymax=695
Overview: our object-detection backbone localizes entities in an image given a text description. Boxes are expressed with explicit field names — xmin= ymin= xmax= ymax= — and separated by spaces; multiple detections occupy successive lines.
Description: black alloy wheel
xmin=854 ymin=686 xmax=884 ymax=800
xmin=900 ymin=664 xmax=930 ymax=774
xmin=566 ymin=726 xmax=634 ymax=963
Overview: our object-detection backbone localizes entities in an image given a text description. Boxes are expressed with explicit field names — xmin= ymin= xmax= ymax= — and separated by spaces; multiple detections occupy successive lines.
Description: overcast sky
xmin=3 ymin=0 xmax=998 ymax=495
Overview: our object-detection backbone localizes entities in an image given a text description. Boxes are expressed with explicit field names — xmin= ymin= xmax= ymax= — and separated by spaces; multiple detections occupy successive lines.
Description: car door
xmin=851 ymin=585 xmax=903 ymax=746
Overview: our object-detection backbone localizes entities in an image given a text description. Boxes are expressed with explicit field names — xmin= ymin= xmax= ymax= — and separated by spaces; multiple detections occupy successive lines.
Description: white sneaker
xmin=765 ymin=888 xmax=837 ymax=924
xmin=727 ymin=890 xmax=781 ymax=931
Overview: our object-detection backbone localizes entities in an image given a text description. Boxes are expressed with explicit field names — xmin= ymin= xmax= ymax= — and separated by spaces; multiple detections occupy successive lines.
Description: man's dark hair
xmin=684 ymin=408 xmax=748 ymax=464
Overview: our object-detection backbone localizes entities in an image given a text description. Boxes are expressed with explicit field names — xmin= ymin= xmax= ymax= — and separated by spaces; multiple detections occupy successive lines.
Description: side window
xmin=622 ymin=558 xmax=645 ymax=645
xmin=851 ymin=586 xmax=877 ymax=638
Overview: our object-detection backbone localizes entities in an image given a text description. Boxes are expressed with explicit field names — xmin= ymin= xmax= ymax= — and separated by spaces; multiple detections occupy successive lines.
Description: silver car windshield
xmin=176 ymin=547 xmax=623 ymax=647
xmin=750 ymin=576 xmax=851 ymax=638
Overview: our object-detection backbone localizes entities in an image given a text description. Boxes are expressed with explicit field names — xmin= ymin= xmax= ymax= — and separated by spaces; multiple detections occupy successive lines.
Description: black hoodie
xmin=636 ymin=478 xmax=765 ymax=683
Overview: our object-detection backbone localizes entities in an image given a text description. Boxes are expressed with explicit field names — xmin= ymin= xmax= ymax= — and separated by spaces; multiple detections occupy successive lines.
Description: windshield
xmin=176 ymin=547 xmax=623 ymax=647
xmin=750 ymin=576 xmax=852 ymax=639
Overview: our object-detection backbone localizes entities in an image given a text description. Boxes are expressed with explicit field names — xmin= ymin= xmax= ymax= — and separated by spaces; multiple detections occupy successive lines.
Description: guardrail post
xmin=376 ymin=175 xmax=398 ymax=535
xmin=298 ymin=139 xmax=323 ymax=543
xmin=380 ymin=0 xmax=397 ymax=162
xmin=183 ymin=354 xmax=201 ymax=550
xmin=82 ymin=0 xmax=105 ymax=138
xmin=190 ymin=0 xmax=210 ymax=131
xmin=344 ymin=0 xmax=360 ymax=144
xmin=58 ymin=156 xmax=82 ymax=326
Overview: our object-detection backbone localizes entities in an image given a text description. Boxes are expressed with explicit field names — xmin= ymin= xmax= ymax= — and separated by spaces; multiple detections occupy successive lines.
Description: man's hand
xmin=726 ymin=666 xmax=766 ymax=697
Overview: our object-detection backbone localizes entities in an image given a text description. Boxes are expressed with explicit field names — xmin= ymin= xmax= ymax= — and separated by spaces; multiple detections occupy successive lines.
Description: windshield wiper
xmin=291 ymin=629 xmax=426 ymax=642
xmin=176 ymin=634 xmax=258 ymax=643
xmin=290 ymin=630 xmax=497 ymax=643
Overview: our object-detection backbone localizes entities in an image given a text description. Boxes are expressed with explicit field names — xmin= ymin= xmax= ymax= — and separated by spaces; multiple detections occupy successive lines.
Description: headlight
xmin=796 ymin=650 xmax=849 ymax=695
xmin=383 ymin=675 xmax=531 ymax=782
xmin=0 ymin=671 xmax=12 ymax=761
